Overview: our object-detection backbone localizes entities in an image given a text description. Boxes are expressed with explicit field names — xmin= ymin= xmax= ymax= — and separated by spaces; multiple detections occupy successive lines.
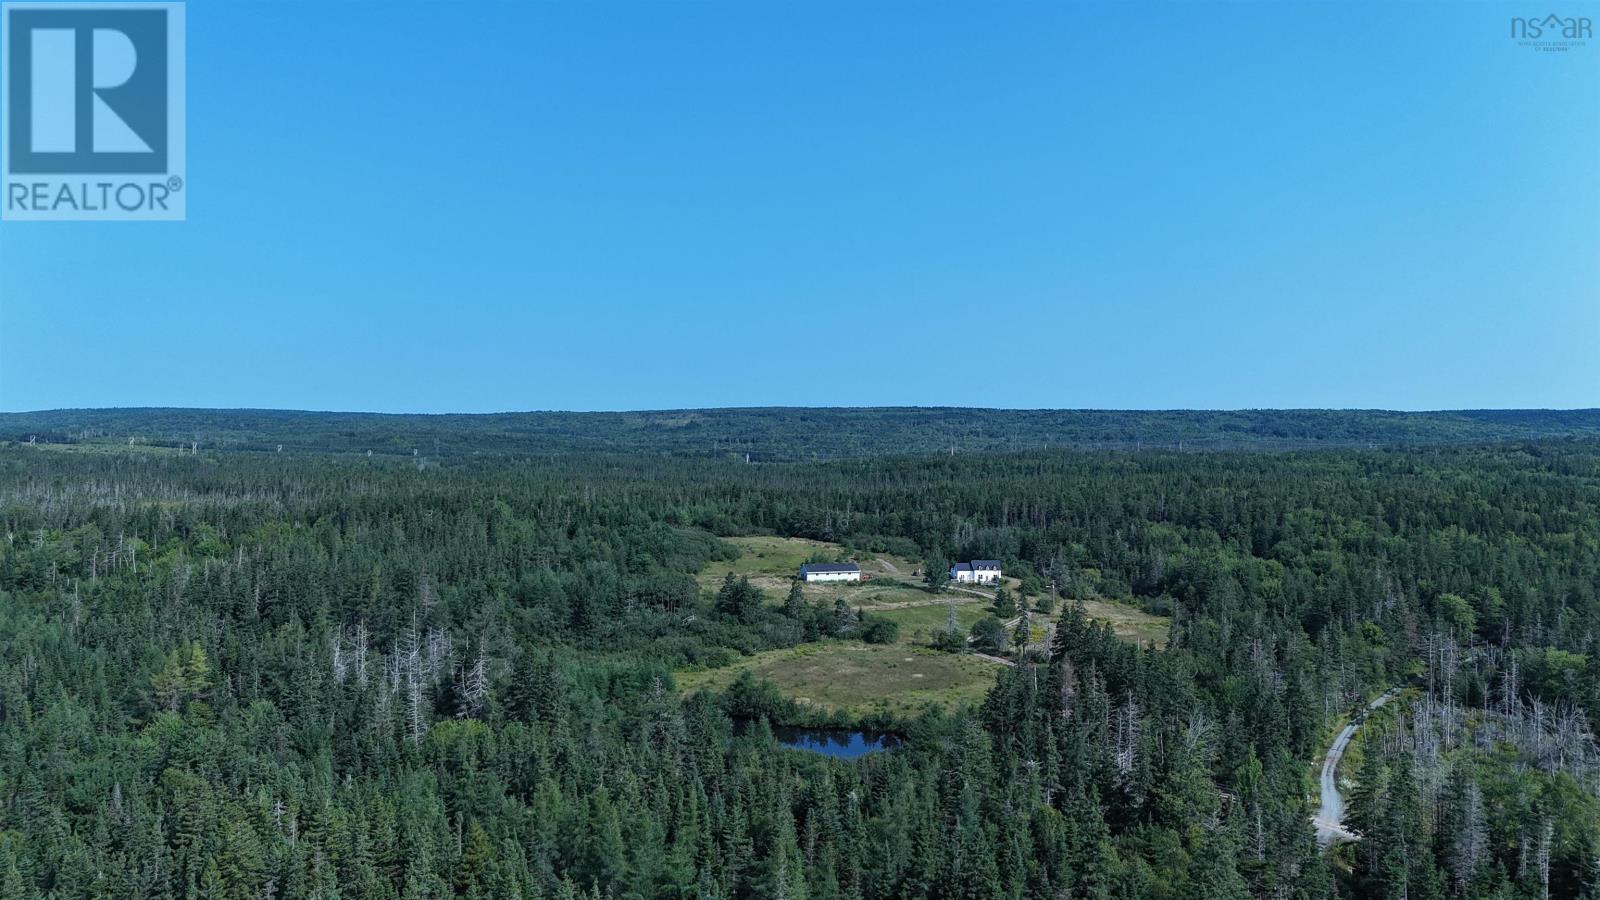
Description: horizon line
xmin=3 ymin=404 xmax=1599 ymax=418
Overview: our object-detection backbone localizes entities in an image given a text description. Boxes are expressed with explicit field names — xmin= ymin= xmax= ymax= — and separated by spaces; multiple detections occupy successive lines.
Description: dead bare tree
xmin=1536 ymin=817 xmax=1553 ymax=900
xmin=331 ymin=631 xmax=347 ymax=685
xmin=460 ymin=647 xmax=489 ymax=718
xmin=1056 ymin=654 xmax=1078 ymax=719
xmin=1113 ymin=691 xmax=1141 ymax=778
xmin=406 ymin=668 xmax=428 ymax=745
xmin=352 ymin=620 xmax=369 ymax=688
xmin=1451 ymin=780 xmax=1487 ymax=894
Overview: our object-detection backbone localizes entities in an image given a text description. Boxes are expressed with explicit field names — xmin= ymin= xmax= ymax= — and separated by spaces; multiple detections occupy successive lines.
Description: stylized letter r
xmin=29 ymin=26 xmax=152 ymax=154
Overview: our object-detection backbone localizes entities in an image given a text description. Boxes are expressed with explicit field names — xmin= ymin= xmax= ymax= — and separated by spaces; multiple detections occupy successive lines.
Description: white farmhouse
xmin=951 ymin=560 xmax=1002 ymax=585
xmin=799 ymin=562 xmax=861 ymax=583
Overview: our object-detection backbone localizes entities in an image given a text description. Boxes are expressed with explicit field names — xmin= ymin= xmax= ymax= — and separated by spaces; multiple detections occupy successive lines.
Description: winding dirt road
xmin=1313 ymin=689 xmax=1398 ymax=845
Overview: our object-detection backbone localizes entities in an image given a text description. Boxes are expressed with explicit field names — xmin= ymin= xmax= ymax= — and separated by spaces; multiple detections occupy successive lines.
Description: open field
xmin=698 ymin=535 xmax=923 ymax=583
xmin=702 ymin=536 xmax=1170 ymax=647
xmin=867 ymin=595 xmax=1162 ymax=650
xmin=871 ymin=601 xmax=990 ymax=642
xmin=1081 ymin=599 xmax=1170 ymax=648
xmin=682 ymin=537 xmax=1169 ymax=715
xmin=697 ymin=535 xmax=847 ymax=585
xmin=698 ymin=536 xmax=1033 ymax=602
xmin=697 ymin=535 xmax=928 ymax=600
xmin=676 ymin=643 xmax=1005 ymax=717
xmin=822 ymin=581 xmax=946 ymax=608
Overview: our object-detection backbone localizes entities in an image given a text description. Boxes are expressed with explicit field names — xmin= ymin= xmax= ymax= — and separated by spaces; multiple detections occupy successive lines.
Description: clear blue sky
xmin=2 ymin=0 xmax=1597 ymax=413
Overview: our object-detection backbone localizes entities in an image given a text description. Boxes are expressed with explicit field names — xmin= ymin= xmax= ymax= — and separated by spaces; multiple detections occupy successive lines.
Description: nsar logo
xmin=2 ymin=2 xmax=185 ymax=221
xmin=1510 ymin=13 xmax=1592 ymax=51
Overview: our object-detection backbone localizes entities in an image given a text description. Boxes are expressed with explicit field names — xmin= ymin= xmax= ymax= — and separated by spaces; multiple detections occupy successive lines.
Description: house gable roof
xmin=799 ymin=562 xmax=860 ymax=575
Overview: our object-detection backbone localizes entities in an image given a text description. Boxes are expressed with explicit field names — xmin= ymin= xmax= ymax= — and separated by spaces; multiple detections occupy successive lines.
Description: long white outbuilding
xmin=798 ymin=562 xmax=861 ymax=583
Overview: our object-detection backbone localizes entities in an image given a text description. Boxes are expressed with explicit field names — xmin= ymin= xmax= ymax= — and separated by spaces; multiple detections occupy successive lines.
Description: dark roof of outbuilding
xmin=799 ymin=562 xmax=860 ymax=574
xmin=952 ymin=563 xmax=972 ymax=572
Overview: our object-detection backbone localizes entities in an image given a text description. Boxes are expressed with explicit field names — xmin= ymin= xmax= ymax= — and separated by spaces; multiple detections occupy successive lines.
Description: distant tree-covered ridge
xmin=3 ymin=405 xmax=1600 ymax=460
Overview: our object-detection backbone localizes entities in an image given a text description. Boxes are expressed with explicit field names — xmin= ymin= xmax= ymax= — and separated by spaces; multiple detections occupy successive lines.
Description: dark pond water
xmin=739 ymin=721 xmax=902 ymax=758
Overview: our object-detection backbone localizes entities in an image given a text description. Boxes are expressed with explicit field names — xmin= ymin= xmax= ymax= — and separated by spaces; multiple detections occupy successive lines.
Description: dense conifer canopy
xmin=0 ymin=415 xmax=1597 ymax=898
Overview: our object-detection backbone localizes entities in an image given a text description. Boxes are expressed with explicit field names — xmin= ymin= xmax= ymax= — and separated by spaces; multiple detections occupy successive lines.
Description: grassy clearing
xmin=676 ymin=642 xmax=1004 ymax=717
xmin=698 ymin=535 xmax=842 ymax=585
xmin=871 ymin=601 xmax=989 ymax=643
xmin=698 ymin=535 xmax=930 ymax=601
xmin=1081 ymin=599 xmax=1170 ymax=648
xmin=826 ymin=581 xmax=944 ymax=608
xmin=694 ymin=534 xmax=921 ymax=592
xmin=704 ymin=536 xmax=1170 ymax=646
xmin=682 ymin=537 xmax=1170 ymax=717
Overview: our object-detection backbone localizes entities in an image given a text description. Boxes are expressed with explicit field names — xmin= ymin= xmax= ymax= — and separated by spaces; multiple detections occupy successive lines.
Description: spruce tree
xmin=784 ymin=581 xmax=806 ymax=619
xmin=1187 ymin=825 xmax=1251 ymax=900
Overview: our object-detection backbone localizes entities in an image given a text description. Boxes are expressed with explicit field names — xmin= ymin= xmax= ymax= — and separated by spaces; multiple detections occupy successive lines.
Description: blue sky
xmin=2 ymin=0 xmax=1597 ymax=413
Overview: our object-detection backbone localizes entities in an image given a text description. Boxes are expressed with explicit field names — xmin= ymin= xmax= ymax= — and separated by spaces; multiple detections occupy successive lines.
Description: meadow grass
xmin=676 ymin=642 xmax=1004 ymax=717
xmin=1080 ymin=599 xmax=1170 ymax=648
xmin=682 ymin=537 xmax=1170 ymax=716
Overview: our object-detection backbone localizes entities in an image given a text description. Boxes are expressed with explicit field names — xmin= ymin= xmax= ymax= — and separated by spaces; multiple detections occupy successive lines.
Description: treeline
xmin=0 ymin=438 xmax=1596 ymax=897
xmin=5 ymin=406 xmax=1600 ymax=461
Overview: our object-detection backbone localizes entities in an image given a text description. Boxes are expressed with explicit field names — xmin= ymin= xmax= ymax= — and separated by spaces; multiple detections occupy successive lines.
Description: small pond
xmin=738 ymin=720 xmax=902 ymax=759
